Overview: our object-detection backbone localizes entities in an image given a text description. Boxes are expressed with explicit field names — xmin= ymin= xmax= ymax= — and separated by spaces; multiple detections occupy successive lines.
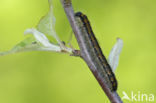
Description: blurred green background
xmin=0 ymin=0 xmax=156 ymax=103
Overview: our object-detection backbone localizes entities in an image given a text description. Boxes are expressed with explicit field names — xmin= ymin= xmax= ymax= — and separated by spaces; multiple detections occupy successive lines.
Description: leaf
xmin=24 ymin=28 xmax=61 ymax=51
xmin=108 ymin=38 xmax=123 ymax=72
xmin=0 ymin=0 xmax=72 ymax=56
xmin=0 ymin=37 xmax=39 ymax=56
xmin=37 ymin=0 xmax=62 ymax=45
xmin=0 ymin=29 xmax=63 ymax=56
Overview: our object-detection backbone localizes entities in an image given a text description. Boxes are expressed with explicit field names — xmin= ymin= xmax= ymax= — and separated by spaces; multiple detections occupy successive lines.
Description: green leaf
xmin=108 ymin=38 xmax=123 ymax=72
xmin=0 ymin=0 xmax=72 ymax=56
xmin=37 ymin=0 xmax=62 ymax=45
xmin=0 ymin=37 xmax=40 ymax=56
xmin=24 ymin=28 xmax=61 ymax=52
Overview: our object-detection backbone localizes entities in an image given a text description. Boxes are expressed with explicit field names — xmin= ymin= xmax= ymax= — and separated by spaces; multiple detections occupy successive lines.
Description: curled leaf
xmin=24 ymin=28 xmax=61 ymax=50
xmin=108 ymin=38 xmax=123 ymax=72
xmin=37 ymin=0 xmax=63 ymax=47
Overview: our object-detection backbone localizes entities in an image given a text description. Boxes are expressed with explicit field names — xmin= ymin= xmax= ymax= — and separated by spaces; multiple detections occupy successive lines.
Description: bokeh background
xmin=0 ymin=0 xmax=156 ymax=103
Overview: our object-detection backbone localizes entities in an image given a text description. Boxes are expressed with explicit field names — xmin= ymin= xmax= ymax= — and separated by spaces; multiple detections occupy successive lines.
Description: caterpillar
xmin=75 ymin=12 xmax=117 ymax=91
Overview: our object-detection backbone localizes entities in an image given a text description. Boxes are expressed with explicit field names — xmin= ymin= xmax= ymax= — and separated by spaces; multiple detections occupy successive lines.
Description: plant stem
xmin=60 ymin=0 xmax=123 ymax=102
